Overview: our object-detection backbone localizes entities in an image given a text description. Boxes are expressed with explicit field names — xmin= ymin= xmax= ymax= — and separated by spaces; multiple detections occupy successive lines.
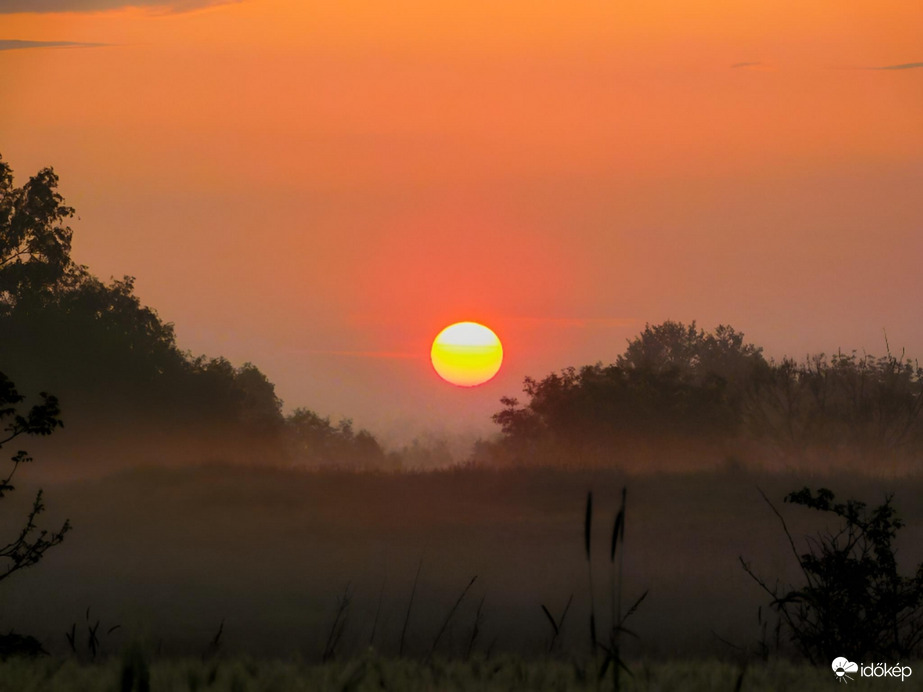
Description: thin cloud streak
xmin=869 ymin=62 xmax=923 ymax=70
xmin=834 ymin=61 xmax=923 ymax=71
xmin=508 ymin=317 xmax=639 ymax=329
xmin=0 ymin=0 xmax=237 ymax=14
xmin=302 ymin=350 xmax=423 ymax=360
xmin=0 ymin=39 xmax=106 ymax=50
xmin=730 ymin=61 xmax=762 ymax=69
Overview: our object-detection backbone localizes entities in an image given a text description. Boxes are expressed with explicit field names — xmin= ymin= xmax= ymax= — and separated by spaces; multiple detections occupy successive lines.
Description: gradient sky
xmin=2 ymin=1 xmax=921 ymax=445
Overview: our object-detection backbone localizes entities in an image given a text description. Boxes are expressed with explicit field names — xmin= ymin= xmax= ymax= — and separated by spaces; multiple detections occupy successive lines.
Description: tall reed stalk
xmin=585 ymin=491 xmax=597 ymax=654
xmin=584 ymin=486 xmax=648 ymax=692
xmin=399 ymin=557 xmax=423 ymax=657
xmin=609 ymin=487 xmax=626 ymax=692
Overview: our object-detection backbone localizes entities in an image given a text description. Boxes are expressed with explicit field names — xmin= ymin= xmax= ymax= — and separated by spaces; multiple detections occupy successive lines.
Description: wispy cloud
xmin=835 ymin=61 xmax=923 ymax=72
xmin=304 ymin=350 xmax=423 ymax=360
xmin=0 ymin=39 xmax=106 ymax=50
xmin=508 ymin=317 xmax=638 ymax=329
xmin=731 ymin=61 xmax=763 ymax=69
xmin=0 ymin=0 xmax=238 ymax=14
xmin=868 ymin=62 xmax=923 ymax=71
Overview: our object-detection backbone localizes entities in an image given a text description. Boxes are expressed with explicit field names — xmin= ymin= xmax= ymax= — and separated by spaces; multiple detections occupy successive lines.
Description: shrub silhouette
xmin=741 ymin=487 xmax=923 ymax=663
xmin=0 ymin=371 xmax=69 ymax=584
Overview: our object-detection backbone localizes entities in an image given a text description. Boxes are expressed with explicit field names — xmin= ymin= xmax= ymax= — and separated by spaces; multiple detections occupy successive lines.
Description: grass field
xmin=2 ymin=464 xmax=922 ymax=690
xmin=3 ymin=465 xmax=923 ymax=661
xmin=0 ymin=654 xmax=843 ymax=692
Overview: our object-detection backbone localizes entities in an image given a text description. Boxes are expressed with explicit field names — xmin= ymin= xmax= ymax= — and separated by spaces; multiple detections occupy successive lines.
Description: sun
xmin=431 ymin=322 xmax=503 ymax=387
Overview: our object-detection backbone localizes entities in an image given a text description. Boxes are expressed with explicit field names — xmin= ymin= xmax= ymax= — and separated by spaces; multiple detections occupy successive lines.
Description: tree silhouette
xmin=490 ymin=322 xmax=767 ymax=465
xmin=0 ymin=156 xmax=74 ymax=305
xmin=0 ymin=154 xmax=287 ymax=443
xmin=744 ymin=351 xmax=923 ymax=465
xmin=286 ymin=408 xmax=388 ymax=470
xmin=0 ymin=372 xmax=70 ymax=583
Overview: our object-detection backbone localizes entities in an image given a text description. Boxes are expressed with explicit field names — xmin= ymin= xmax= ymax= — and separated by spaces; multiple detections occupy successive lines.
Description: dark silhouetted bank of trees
xmin=0 ymin=156 xmax=281 ymax=440
xmin=0 ymin=156 xmax=385 ymax=472
xmin=485 ymin=322 xmax=923 ymax=470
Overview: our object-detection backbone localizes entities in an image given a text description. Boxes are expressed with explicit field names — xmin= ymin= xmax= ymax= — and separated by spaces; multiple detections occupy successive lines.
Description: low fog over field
xmin=4 ymin=465 xmax=922 ymax=661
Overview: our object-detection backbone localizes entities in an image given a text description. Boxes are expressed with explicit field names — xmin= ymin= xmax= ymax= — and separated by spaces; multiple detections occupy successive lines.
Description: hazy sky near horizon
xmin=2 ymin=1 xmax=921 ymax=443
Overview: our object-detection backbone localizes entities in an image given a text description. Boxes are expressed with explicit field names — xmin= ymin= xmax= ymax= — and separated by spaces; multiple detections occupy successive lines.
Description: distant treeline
xmin=478 ymin=321 xmax=923 ymax=470
xmin=4 ymin=156 xmax=921 ymax=473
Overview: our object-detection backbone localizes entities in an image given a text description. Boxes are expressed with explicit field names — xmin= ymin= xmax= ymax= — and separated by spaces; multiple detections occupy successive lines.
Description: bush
xmin=741 ymin=487 xmax=923 ymax=663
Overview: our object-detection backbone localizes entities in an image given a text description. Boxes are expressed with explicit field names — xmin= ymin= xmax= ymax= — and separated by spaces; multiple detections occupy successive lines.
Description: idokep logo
xmin=832 ymin=658 xmax=859 ymax=683
xmin=831 ymin=657 xmax=913 ymax=683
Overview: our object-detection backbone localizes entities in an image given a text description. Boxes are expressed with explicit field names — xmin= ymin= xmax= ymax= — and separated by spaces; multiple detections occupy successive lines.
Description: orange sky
xmin=2 ymin=1 xmax=922 ymax=444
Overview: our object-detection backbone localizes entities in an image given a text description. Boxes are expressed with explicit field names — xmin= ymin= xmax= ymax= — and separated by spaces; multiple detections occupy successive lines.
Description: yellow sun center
xmin=431 ymin=322 xmax=503 ymax=387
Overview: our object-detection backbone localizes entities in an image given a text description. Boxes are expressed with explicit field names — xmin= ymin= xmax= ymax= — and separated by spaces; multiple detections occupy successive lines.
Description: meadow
xmin=0 ymin=654 xmax=841 ymax=692
xmin=3 ymin=462 xmax=922 ymax=685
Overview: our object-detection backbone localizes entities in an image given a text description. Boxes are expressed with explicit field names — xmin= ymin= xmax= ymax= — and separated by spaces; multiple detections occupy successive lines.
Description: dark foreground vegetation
xmin=0 ymin=655 xmax=838 ymax=692
xmin=1 ymin=462 xmax=922 ymax=689
xmin=2 ymin=464 xmax=923 ymax=658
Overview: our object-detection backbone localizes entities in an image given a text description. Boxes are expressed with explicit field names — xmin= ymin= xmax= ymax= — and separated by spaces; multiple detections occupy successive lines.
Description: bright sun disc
xmin=431 ymin=322 xmax=503 ymax=387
